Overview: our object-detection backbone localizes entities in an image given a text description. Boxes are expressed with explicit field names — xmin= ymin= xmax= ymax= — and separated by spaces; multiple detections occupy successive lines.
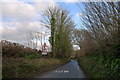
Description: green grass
xmin=23 ymin=54 xmax=41 ymax=59
xmin=2 ymin=57 xmax=69 ymax=78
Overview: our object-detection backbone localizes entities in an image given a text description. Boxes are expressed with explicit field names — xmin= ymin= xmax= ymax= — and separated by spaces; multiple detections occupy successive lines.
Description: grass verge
xmin=2 ymin=57 xmax=69 ymax=78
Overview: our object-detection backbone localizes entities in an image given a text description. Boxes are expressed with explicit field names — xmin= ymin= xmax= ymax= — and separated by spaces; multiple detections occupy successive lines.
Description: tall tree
xmin=41 ymin=6 xmax=75 ymax=57
xmin=77 ymin=2 xmax=120 ymax=57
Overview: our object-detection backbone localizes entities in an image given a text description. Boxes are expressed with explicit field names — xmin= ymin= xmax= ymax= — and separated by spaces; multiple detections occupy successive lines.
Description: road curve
xmin=35 ymin=60 xmax=86 ymax=78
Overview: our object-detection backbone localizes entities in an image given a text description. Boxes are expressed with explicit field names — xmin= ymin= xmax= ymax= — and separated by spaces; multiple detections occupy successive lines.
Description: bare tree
xmin=76 ymin=2 xmax=119 ymax=57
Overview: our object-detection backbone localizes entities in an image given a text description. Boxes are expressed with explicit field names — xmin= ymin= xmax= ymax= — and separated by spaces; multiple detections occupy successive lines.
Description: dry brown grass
xmin=2 ymin=57 xmax=69 ymax=78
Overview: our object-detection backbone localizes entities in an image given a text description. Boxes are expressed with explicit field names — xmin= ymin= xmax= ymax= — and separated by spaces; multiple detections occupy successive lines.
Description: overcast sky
xmin=0 ymin=0 xmax=85 ymax=50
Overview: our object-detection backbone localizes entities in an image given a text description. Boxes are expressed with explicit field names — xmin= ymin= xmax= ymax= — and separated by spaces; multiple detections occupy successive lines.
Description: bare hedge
xmin=1 ymin=40 xmax=41 ymax=57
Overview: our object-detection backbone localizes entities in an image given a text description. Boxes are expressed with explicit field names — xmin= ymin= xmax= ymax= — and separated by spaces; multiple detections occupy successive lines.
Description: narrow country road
xmin=35 ymin=60 xmax=86 ymax=78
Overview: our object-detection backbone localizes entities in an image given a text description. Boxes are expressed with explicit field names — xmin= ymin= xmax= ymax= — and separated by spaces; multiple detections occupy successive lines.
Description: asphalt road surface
xmin=35 ymin=60 xmax=86 ymax=78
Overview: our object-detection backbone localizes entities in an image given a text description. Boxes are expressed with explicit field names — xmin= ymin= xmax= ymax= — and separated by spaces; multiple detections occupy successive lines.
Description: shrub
xmin=1 ymin=40 xmax=41 ymax=57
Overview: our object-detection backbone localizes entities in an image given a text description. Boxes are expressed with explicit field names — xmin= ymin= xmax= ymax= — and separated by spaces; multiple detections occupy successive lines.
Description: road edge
xmin=77 ymin=59 xmax=89 ymax=78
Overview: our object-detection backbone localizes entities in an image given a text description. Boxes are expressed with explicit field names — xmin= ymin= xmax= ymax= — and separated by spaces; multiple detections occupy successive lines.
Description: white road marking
xmin=54 ymin=70 xmax=69 ymax=73
xmin=64 ymin=70 xmax=69 ymax=73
